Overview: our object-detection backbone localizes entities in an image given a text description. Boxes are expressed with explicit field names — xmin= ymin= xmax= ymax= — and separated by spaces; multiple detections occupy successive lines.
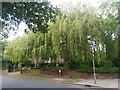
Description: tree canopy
xmin=1 ymin=1 xmax=61 ymax=38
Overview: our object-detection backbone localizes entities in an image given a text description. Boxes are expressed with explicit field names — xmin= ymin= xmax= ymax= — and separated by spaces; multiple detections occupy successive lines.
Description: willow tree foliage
xmin=3 ymin=1 xmax=119 ymax=72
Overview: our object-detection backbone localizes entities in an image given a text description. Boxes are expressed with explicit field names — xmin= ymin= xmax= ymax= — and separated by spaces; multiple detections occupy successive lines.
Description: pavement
xmin=49 ymin=77 xmax=119 ymax=88
xmin=75 ymin=79 xmax=119 ymax=88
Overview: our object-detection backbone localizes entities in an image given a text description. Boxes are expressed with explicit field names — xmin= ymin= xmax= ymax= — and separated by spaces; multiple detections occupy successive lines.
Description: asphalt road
xmin=1 ymin=75 xmax=86 ymax=88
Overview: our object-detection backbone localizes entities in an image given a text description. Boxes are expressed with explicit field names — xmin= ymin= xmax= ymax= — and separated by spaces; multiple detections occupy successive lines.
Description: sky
xmin=8 ymin=21 xmax=28 ymax=40
xmin=49 ymin=0 xmax=101 ymax=8
xmin=8 ymin=0 xmax=101 ymax=40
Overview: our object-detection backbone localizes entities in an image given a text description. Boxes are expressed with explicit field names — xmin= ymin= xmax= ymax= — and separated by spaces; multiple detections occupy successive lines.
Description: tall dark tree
xmin=1 ymin=1 xmax=61 ymax=38
xmin=118 ymin=2 xmax=120 ymax=67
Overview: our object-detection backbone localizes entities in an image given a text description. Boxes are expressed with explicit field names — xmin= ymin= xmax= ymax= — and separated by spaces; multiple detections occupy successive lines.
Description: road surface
xmin=1 ymin=75 xmax=87 ymax=88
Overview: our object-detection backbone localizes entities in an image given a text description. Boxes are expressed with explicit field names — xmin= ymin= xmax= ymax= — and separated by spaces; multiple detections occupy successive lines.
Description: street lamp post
xmin=91 ymin=40 xmax=96 ymax=84
xmin=88 ymin=37 xmax=97 ymax=85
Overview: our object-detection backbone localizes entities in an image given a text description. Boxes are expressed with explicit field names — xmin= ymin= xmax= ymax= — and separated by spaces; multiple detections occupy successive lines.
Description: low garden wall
xmin=21 ymin=69 xmax=118 ymax=79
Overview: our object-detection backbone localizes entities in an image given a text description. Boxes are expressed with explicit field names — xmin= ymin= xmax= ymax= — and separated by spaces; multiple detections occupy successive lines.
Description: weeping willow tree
xmin=3 ymin=2 xmax=118 ymax=72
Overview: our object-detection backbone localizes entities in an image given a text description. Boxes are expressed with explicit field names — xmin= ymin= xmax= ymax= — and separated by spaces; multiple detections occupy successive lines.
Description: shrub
xmin=18 ymin=62 xmax=23 ymax=70
xmin=76 ymin=67 xmax=93 ymax=73
xmin=112 ymin=58 xmax=119 ymax=67
xmin=2 ymin=63 xmax=8 ymax=70
xmin=76 ymin=66 xmax=118 ymax=74
xmin=22 ymin=66 xmax=31 ymax=71
xmin=95 ymin=67 xmax=118 ymax=73
xmin=39 ymin=65 xmax=68 ymax=71
xmin=68 ymin=60 xmax=80 ymax=70
xmin=98 ymin=60 xmax=112 ymax=68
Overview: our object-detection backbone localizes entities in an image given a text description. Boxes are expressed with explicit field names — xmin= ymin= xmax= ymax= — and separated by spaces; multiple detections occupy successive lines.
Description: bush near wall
xmin=2 ymin=62 xmax=8 ymax=70
xmin=33 ymin=65 xmax=119 ymax=74
xmin=95 ymin=67 xmax=119 ymax=73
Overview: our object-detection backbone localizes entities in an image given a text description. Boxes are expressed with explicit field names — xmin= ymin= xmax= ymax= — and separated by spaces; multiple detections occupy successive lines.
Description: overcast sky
xmin=49 ymin=0 xmax=101 ymax=8
xmin=8 ymin=0 xmax=101 ymax=40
